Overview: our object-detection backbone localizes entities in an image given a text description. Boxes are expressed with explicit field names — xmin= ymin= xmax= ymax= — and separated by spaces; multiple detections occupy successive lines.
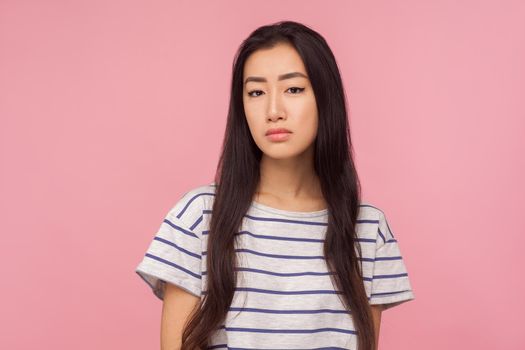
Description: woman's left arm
xmin=370 ymin=304 xmax=384 ymax=350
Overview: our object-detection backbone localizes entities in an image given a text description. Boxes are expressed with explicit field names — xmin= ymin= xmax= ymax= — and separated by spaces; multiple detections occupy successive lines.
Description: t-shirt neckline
xmin=250 ymin=200 xmax=329 ymax=218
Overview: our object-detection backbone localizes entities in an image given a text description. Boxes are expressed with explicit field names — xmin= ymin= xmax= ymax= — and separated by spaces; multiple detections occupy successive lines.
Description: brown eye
xmin=287 ymin=87 xmax=305 ymax=94
xmin=247 ymin=90 xmax=263 ymax=97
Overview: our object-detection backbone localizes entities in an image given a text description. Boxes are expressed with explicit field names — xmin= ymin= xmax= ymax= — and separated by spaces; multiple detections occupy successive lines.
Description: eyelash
xmin=247 ymin=87 xmax=305 ymax=97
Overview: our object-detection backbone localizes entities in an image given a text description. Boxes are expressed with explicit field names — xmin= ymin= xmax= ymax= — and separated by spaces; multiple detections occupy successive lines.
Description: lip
xmin=265 ymin=127 xmax=292 ymax=136
xmin=266 ymin=132 xmax=291 ymax=142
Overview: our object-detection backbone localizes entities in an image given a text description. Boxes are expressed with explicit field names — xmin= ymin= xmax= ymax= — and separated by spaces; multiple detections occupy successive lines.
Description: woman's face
xmin=242 ymin=42 xmax=318 ymax=160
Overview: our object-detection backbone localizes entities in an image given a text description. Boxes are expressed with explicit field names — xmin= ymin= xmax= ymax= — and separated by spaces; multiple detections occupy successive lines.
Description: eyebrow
xmin=244 ymin=72 xmax=309 ymax=85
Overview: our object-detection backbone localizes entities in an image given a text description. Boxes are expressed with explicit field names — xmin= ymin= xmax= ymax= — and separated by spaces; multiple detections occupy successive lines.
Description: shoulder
xmin=357 ymin=200 xmax=385 ymax=222
xmin=357 ymin=200 xmax=394 ymax=241
xmin=164 ymin=181 xmax=216 ymax=229
xmin=358 ymin=200 xmax=395 ymax=243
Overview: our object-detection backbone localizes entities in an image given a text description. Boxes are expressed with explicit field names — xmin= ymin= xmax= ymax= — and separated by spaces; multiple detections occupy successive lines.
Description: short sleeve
xmin=135 ymin=194 xmax=204 ymax=300
xmin=369 ymin=210 xmax=415 ymax=310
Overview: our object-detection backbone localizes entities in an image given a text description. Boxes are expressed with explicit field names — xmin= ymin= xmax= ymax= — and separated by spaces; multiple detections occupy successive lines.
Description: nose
xmin=266 ymin=89 xmax=286 ymax=121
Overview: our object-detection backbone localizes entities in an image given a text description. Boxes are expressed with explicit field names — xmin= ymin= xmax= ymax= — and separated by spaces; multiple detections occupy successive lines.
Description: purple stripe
xmin=228 ymin=306 xmax=351 ymax=315
xmin=215 ymin=266 xmax=334 ymax=277
xmin=375 ymin=256 xmax=402 ymax=261
xmin=203 ymin=287 xmax=343 ymax=295
xmin=202 ymin=248 xmax=324 ymax=260
xmin=371 ymin=289 xmax=412 ymax=297
xmin=202 ymin=230 xmax=380 ymax=244
xmin=153 ymin=236 xmax=201 ymax=260
xmin=226 ymin=347 xmax=349 ymax=350
xmin=385 ymin=218 xmax=396 ymax=238
xmin=200 ymin=248 xmax=402 ymax=262
xmin=189 ymin=215 xmax=203 ymax=231
xmin=162 ymin=218 xmax=198 ymax=238
xmin=175 ymin=191 xmax=214 ymax=219
xmin=202 ymin=267 xmax=405 ymax=283
xmin=203 ymin=286 xmax=411 ymax=299
xmin=204 ymin=209 xmax=379 ymax=226
xmin=372 ymin=272 xmax=408 ymax=279
xmin=221 ymin=325 xmax=356 ymax=335
xmin=144 ymin=253 xmax=201 ymax=279
xmin=244 ymin=213 xmax=328 ymax=226
xmin=378 ymin=227 xmax=386 ymax=243
xmin=358 ymin=219 xmax=379 ymax=224
xmin=236 ymin=230 xmax=325 ymax=243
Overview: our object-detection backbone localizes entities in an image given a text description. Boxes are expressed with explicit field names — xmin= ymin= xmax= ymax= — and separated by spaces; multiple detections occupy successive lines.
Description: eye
xmin=247 ymin=90 xmax=263 ymax=97
xmin=247 ymin=87 xmax=305 ymax=97
xmin=287 ymin=87 xmax=305 ymax=94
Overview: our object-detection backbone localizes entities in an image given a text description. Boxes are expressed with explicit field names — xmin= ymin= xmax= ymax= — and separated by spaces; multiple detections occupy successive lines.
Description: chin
xmin=261 ymin=148 xmax=307 ymax=160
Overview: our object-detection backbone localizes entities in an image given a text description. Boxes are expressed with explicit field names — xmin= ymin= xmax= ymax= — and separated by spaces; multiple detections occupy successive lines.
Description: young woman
xmin=135 ymin=20 xmax=415 ymax=350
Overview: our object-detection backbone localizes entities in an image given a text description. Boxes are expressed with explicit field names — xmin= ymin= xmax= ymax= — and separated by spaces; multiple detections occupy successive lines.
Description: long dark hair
xmin=181 ymin=20 xmax=374 ymax=350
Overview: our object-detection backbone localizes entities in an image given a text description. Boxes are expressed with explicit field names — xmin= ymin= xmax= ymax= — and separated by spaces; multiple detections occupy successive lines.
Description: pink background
xmin=1 ymin=0 xmax=524 ymax=349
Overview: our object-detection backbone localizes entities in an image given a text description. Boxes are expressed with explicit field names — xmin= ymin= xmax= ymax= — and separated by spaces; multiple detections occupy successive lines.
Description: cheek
xmin=244 ymin=112 xmax=264 ymax=139
xmin=244 ymin=102 xmax=266 ymax=133
xmin=295 ymin=102 xmax=318 ymax=136
xmin=292 ymin=93 xmax=317 ymax=118
xmin=304 ymin=116 xmax=319 ymax=142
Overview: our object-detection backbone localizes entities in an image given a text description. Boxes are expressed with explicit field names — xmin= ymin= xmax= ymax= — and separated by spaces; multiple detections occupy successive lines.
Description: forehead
xmin=243 ymin=43 xmax=307 ymax=78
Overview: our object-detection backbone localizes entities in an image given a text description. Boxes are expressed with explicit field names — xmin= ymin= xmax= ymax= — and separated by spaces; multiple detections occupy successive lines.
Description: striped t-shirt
xmin=135 ymin=182 xmax=415 ymax=349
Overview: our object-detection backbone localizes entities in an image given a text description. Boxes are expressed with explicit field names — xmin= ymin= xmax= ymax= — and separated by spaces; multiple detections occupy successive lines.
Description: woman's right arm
xmin=161 ymin=282 xmax=201 ymax=350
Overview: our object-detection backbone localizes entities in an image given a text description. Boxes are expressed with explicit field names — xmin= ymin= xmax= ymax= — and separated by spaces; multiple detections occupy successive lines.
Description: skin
xmin=160 ymin=282 xmax=200 ymax=349
xmin=242 ymin=42 xmax=325 ymax=211
xmin=371 ymin=304 xmax=384 ymax=349
xmin=242 ymin=42 xmax=384 ymax=347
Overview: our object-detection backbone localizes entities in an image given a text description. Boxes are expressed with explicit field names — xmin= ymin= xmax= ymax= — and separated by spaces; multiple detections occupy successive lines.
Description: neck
xmin=256 ymin=146 xmax=322 ymax=202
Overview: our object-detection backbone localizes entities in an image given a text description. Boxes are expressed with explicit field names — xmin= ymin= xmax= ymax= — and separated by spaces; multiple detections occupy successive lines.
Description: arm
xmin=160 ymin=282 xmax=201 ymax=350
xmin=370 ymin=304 xmax=384 ymax=350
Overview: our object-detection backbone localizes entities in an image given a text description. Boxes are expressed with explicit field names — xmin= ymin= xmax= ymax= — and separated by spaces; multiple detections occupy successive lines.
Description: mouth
xmin=265 ymin=128 xmax=292 ymax=136
xmin=265 ymin=131 xmax=292 ymax=142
